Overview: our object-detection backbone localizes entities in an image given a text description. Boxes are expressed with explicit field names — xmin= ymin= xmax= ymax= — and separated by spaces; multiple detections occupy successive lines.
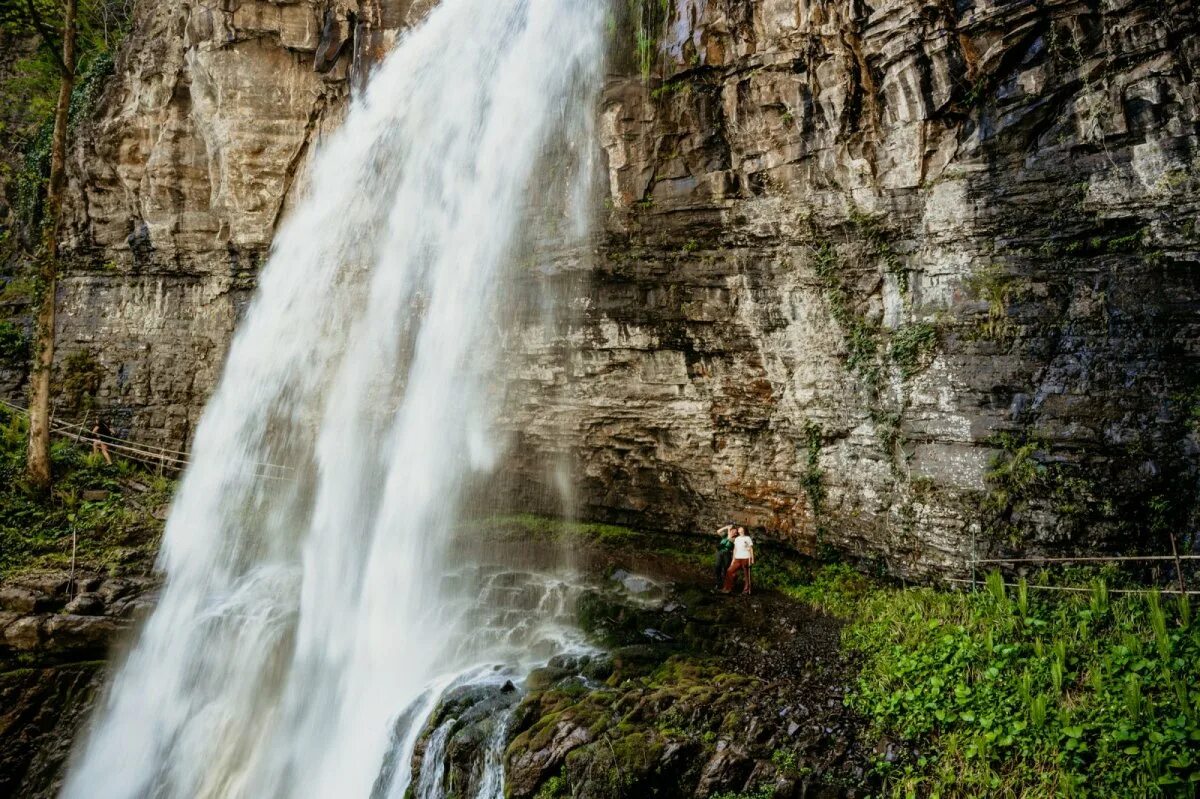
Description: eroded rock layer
xmin=55 ymin=0 xmax=1200 ymax=572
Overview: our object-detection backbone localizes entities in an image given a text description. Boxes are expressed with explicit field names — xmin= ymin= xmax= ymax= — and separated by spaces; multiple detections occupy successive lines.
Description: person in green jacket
xmin=714 ymin=523 xmax=736 ymax=590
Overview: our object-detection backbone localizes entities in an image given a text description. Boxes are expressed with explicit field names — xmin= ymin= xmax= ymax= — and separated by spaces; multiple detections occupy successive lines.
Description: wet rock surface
xmin=0 ymin=663 xmax=104 ymax=799
xmin=0 ymin=571 xmax=155 ymax=799
xmin=406 ymin=537 xmax=878 ymax=799
xmin=501 ymin=582 xmax=875 ymax=798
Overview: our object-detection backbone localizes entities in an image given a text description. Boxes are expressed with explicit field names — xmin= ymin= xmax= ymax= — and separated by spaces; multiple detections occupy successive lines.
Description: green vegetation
xmin=889 ymin=322 xmax=939 ymax=379
xmin=811 ymin=240 xmax=882 ymax=383
xmin=56 ymin=347 xmax=103 ymax=413
xmin=965 ymin=264 xmax=1020 ymax=342
xmin=800 ymin=419 xmax=827 ymax=545
xmin=0 ymin=320 xmax=31 ymax=366
xmin=982 ymin=432 xmax=1114 ymax=546
xmin=498 ymin=515 xmax=1200 ymax=797
xmin=0 ymin=406 xmax=170 ymax=577
xmin=849 ymin=207 xmax=906 ymax=294
xmin=625 ymin=0 xmax=669 ymax=81
xmin=787 ymin=566 xmax=1200 ymax=799
xmin=2 ymin=0 xmax=129 ymax=233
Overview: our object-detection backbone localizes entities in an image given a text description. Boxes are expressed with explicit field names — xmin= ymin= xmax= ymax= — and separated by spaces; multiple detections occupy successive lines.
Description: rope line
xmin=0 ymin=398 xmax=290 ymax=472
xmin=945 ymin=577 xmax=1200 ymax=597
xmin=0 ymin=398 xmax=291 ymax=480
xmin=973 ymin=555 xmax=1200 ymax=564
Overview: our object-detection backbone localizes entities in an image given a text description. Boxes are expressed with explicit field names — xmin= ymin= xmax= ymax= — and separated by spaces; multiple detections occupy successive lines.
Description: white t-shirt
xmin=733 ymin=535 xmax=754 ymax=560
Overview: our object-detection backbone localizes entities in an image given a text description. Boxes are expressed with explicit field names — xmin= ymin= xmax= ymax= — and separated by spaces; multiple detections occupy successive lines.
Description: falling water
xmin=62 ymin=1 xmax=605 ymax=797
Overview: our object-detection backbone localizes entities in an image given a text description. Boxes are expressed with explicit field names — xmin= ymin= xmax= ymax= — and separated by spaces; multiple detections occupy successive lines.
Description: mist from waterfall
xmin=62 ymin=1 xmax=605 ymax=796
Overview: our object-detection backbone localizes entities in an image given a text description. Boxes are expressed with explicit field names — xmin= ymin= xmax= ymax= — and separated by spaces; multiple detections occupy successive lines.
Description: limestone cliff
xmin=52 ymin=0 xmax=1200 ymax=573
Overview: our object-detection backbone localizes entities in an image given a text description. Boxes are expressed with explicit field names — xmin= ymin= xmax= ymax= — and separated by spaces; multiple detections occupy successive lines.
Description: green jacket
xmin=717 ymin=536 xmax=734 ymax=553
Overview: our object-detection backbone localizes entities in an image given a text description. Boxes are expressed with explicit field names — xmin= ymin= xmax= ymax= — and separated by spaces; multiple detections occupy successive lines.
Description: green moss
xmin=533 ymin=774 xmax=568 ymax=799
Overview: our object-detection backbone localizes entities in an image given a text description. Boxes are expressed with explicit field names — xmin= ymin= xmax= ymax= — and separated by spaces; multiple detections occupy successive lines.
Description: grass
xmin=0 ymin=407 xmax=171 ymax=578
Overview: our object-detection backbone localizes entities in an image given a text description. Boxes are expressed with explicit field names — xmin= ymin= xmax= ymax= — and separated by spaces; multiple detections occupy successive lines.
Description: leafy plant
xmin=784 ymin=566 xmax=1200 ymax=798
xmin=889 ymin=322 xmax=939 ymax=378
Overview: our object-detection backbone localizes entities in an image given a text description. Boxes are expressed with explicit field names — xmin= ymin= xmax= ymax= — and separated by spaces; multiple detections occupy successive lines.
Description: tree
xmin=6 ymin=0 xmax=79 ymax=488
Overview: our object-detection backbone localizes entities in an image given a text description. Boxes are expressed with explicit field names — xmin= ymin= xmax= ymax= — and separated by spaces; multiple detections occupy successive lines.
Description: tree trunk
xmin=27 ymin=0 xmax=78 ymax=490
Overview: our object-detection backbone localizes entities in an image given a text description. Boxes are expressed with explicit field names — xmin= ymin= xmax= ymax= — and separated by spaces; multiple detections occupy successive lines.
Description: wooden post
xmin=68 ymin=523 xmax=77 ymax=599
xmin=1169 ymin=532 xmax=1187 ymax=597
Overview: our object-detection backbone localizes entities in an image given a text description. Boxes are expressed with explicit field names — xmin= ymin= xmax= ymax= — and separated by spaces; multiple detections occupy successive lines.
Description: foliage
xmin=849 ymin=207 xmax=906 ymax=293
xmin=810 ymin=241 xmax=881 ymax=384
xmin=11 ymin=49 xmax=117 ymax=232
xmin=3 ymin=0 xmax=129 ymax=235
xmin=965 ymin=264 xmax=1020 ymax=342
xmin=0 ymin=320 xmax=30 ymax=365
xmin=982 ymin=432 xmax=1114 ymax=546
xmin=626 ymin=0 xmax=669 ymax=81
xmin=0 ymin=406 xmax=171 ymax=577
xmin=787 ymin=566 xmax=1200 ymax=798
xmin=800 ymin=419 xmax=827 ymax=542
xmin=889 ymin=322 xmax=939 ymax=379
xmin=534 ymin=774 xmax=568 ymax=799
xmin=56 ymin=347 xmax=103 ymax=413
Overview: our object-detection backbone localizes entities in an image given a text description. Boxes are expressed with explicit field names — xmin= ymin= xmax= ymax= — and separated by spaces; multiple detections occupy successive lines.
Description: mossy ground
xmin=488 ymin=516 xmax=1200 ymax=799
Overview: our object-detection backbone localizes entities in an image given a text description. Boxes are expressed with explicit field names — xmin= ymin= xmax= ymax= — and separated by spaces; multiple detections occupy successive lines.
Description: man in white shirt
xmin=722 ymin=527 xmax=754 ymax=594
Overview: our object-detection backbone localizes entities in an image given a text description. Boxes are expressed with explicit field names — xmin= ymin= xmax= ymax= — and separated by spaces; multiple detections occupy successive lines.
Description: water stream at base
xmin=62 ymin=2 xmax=605 ymax=797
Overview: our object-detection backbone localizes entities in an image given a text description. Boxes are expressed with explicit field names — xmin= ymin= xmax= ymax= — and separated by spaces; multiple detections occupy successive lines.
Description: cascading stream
xmin=62 ymin=2 xmax=605 ymax=797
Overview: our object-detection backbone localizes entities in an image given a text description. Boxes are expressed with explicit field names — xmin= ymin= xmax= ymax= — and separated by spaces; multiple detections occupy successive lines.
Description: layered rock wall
xmin=504 ymin=0 xmax=1200 ymax=572
xmin=55 ymin=0 xmax=412 ymax=445
xmin=55 ymin=0 xmax=1200 ymax=573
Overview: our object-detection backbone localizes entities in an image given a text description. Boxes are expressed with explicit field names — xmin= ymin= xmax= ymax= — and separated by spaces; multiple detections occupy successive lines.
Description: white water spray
xmin=63 ymin=1 xmax=605 ymax=796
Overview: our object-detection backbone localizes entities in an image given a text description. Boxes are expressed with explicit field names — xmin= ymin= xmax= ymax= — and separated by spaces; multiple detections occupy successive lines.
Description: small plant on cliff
xmin=810 ymin=241 xmax=882 ymax=385
xmin=626 ymin=0 xmax=670 ymax=81
xmin=888 ymin=321 xmax=939 ymax=379
xmin=965 ymin=264 xmax=1020 ymax=342
xmin=56 ymin=348 xmax=103 ymax=414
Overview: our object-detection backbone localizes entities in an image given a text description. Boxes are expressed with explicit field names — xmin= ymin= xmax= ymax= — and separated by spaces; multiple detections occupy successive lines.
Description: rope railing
xmin=960 ymin=544 xmax=1198 ymax=599
xmin=973 ymin=554 xmax=1200 ymax=564
xmin=945 ymin=577 xmax=1200 ymax=597
xmin=0 ymin=398 xmax=291 ymax=480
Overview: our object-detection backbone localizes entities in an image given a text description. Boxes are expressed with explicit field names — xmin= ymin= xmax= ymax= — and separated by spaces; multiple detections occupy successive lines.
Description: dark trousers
xmin=724 ymin=558 xmax=752 ymax=593
xmin=714 ymin=551 xmax=732 ymax=589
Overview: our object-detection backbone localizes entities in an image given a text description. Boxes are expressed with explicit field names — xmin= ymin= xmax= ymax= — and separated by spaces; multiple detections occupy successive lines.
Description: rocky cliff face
xmin=54 ymin=0 xmax=428 ymax=445
xmin=55 ymin=0 xmax=1200 ymax=573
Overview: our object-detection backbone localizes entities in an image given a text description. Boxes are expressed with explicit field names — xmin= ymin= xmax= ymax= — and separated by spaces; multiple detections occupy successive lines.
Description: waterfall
xmin=62 ymin=1 xmax=605 ymax=797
